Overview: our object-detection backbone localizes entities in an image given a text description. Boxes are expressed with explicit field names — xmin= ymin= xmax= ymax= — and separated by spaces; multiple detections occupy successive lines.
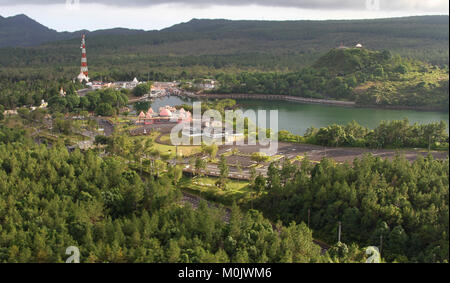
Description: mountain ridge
xmin=0 ymin=14 xmax=62 ymax=47
xmin=1 ymin=14 xmax=448 ymax=48
xmin=0 ymin=14 xmax=147 ymax=47
xmin=0 ymin=14 xmax=448 ymax=70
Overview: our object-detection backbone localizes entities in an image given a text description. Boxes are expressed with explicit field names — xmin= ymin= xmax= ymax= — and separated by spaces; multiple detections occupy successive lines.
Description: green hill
xmin=215 ymin=48 xmax=449 ymax=111
xmin=0 ymin=14 xmax=146 ymax=48
xmin=313 ymin=47 xmax=392 ymax=75
xmin=0 ymin=15 xmax=448 ymax=76
xmin=323 ymin=48 xmax=449 ymax=110
xmin=0 ymin=15 xmax=448 ymax=111
xmin=0 ymin=14 xmax=63 ymax=47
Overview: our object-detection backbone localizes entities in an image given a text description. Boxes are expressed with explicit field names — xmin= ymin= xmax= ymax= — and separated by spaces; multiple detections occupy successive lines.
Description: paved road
xmin=95 ymin=118 xmax=115 ymax=136
xmin=76 ymin=88 xmax=93 ymax=97
xmin=220 ymin=142 xmax=448 ymax=164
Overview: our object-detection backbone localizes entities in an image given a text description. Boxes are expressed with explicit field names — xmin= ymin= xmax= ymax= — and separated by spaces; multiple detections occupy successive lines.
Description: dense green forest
xmin=1 ymin=122 xmax=447 ymax=263
xmin=0 ymin=72 xmax=128 ymax=115
xmin=0 ymin=125 xmax=332 ymax=263
xmin=50 ymin=88 xmax=129 ymax=115
xmin=0 ymin=72 xmax=81 ymax=109
xmin=0 ymin=15 xmax=448 ymax=75
xmin=254 ymin=154 xmax=449 ymax=263
xmin=279 ymin=119 xmax=449 ymax=150
xmin=1 ymin=48 xmax=448 ymax=111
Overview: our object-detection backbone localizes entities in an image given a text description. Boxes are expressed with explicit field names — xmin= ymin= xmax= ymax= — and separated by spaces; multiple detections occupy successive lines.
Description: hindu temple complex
xmin=136 ymin=106 xmax=192 ymax=125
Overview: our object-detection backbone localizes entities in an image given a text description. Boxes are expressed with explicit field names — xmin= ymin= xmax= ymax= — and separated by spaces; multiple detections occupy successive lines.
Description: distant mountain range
xmin=0 ymin=14 xmax=448 ymax=72
xmin=1 ymin=14 xmax=448 ymax=49
xmin=0 ymin=14 xmax=146 ymax=48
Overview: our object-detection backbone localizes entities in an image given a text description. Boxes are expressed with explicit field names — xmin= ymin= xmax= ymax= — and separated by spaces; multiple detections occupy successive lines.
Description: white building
xmin=39 ymin=100 xmax=48 ymax=109
xmin=77 ymin=72 xmax=90 ymax=83
xmin=3 ymin=110 xmax=18 ymax=116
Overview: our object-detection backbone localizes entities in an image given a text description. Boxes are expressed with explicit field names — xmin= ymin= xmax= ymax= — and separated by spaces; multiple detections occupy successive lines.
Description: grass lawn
xmin=180 ymin=176 xmax=253 ymax=206
xmin=114 ymin=120 xmax=140 ymax=132
xmin=153 ymin=142 xmax=177 ymax=157
xmin=177 ymin=146 xmax=202 ymax=157
xmin=152 ymin=143 xmax=202 ymax=158
xmin=159 ymin=134 xmax=171 ymax=143
xmin=155 ymin=133 xmax=202 ymax=157
xmin=111 ymin=116 xmax=133 ymax=124
xmin=128 ymin=132 xmax=202 ymax=158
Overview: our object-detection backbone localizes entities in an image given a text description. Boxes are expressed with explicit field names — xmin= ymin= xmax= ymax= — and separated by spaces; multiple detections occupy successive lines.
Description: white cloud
xmin=0 ymin=0 xmax=448 ymax=11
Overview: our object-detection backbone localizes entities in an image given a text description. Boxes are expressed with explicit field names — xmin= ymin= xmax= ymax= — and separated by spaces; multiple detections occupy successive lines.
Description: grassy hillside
xmin=320 ymin=48 xmax=449 ymax=109
xmin=0 ymin=16 xmax=448 ymax=81
xmin=215 ymin=48 xmax=449 ymax=110
xmin=0 ymin=16 xmax=448 ymax=111
xmin=313 ymin=48 xmax=392 ymax=74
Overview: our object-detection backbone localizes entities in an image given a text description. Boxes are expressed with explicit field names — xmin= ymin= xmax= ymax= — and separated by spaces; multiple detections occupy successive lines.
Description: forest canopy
xmin=0 ymin=126 xmax=328 ymax=263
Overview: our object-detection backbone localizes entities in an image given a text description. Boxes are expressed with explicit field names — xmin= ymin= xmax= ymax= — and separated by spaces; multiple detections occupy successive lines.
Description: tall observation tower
xmin=77 ymin=34 xmax=90 ymax=82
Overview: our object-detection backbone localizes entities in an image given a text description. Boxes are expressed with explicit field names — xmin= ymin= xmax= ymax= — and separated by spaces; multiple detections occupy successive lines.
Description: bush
xmin=133 ymin=83 xmax=150 ymax=97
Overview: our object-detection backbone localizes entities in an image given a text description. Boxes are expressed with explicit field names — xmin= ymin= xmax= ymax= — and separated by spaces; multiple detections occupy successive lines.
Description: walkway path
xmin=175 ymin=92 xmax=356 ymax=107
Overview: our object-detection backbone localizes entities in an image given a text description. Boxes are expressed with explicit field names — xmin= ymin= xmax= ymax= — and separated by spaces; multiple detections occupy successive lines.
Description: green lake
xmin=149 ymin=96 xmax=449 ymax=136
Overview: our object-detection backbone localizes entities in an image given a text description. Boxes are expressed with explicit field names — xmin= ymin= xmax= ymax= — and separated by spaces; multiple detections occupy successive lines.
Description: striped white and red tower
xmin=77 ymin=34 xmax=90 ymax=82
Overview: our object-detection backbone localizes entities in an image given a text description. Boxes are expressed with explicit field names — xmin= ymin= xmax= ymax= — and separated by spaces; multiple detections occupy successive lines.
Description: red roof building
xmin=159 ymin=108 xmax=172 ymax=117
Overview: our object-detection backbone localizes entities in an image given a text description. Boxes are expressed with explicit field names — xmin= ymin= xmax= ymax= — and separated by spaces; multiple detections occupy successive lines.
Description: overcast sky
xmin=1 ymin=0 xmax=448 ymax=32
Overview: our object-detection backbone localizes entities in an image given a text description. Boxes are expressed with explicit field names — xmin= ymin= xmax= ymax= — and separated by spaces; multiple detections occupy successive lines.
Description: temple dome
xmin=160 ymin=108 xmax=172 ymax=117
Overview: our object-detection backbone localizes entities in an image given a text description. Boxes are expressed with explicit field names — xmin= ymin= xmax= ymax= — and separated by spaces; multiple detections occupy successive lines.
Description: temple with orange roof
xmin=137 ymin=106 xmax=192 ymax=125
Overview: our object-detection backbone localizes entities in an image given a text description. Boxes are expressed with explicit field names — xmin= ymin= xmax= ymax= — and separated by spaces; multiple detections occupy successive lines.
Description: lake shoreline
xmin=180 ymin=93 xmax=448 ymax=113
xmin=150 ymin=95 xmax=449 ymax=135
xmin=193 ymin=93 xmax=356 ymax=107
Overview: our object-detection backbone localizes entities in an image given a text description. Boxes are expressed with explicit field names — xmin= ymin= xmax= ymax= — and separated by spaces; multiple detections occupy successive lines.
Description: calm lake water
xmin=148 ymin=96 xmax=449 ymax=136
